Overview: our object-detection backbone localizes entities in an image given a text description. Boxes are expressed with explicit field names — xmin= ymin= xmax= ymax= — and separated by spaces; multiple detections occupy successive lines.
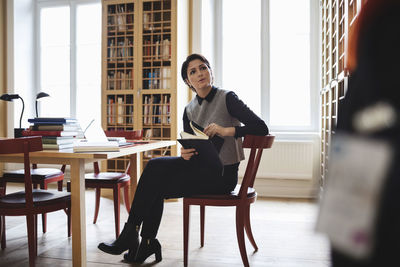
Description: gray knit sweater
xmin=185 ymin=88 xmax=245 ymax=165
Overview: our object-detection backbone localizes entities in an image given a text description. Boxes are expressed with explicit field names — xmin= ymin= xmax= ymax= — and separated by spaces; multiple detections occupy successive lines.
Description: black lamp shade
xmin=0 ymin=93 xmax=20 ymax=101
xmin=35 ymin=92 xmax=50 ymax=117
xmin=36 ymin=92 xmax=50 ymax=100
xmin=0 ymin=93 xmax=25 ymax=129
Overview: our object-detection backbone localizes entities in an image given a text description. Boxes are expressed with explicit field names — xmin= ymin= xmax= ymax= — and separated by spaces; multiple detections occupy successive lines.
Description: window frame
xmin=36 ymin=0 xmax=101 ymax=119
xmin=195 ymin=0 xmax=320 ymax=133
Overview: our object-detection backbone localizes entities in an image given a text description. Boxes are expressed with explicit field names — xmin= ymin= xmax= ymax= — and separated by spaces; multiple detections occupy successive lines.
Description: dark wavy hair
xmin=181 ymin=54 xmax=212 ymax=91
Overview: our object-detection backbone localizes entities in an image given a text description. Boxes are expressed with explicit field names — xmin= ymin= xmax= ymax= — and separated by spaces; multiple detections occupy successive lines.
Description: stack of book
xmin=22 ymin=118 xmax=84 ymax=150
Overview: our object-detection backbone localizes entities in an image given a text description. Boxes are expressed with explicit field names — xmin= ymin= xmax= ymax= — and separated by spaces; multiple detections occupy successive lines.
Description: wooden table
xmin=0 ymin=140 xmax=176 ymax=267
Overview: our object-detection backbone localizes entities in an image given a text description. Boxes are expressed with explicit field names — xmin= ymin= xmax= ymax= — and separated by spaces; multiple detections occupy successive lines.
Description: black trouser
xmin=127 ymin=156 xmax=238 ymax=238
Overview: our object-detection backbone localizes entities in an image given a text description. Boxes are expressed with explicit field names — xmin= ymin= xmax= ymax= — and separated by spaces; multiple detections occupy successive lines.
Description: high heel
xmin=124 ymin=238 xmax=162 ymax=263
xmin=98 ymin=223 xmax=139 ymax=255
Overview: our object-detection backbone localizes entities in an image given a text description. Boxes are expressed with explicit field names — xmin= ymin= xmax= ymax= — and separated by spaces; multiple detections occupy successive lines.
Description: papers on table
xmin=73 ymin=120 xmax=119 ymax=152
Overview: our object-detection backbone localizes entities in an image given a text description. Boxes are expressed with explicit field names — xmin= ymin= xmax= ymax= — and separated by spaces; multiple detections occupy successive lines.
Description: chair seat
xmin=0 ymin=189 xmax=71 ymax=208
xmin=84 ymin=172 xmax=130 ymax=183
xmin=2 ymin=168 xmax=64 ymax=180
xmin=187 ymin=185 xmax=256 ymax=200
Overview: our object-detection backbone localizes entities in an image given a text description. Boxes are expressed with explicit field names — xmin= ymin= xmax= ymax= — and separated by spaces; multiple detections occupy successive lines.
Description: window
xmin=38 ymin=0 xmax=101 ymax=128
xmin=222 ymin=0 xmax=261 ymax=115
xmin=269 ymin=0 xmax=311 ymax=128
xmin=39 ymin=6 xmax=70 ymax=117
xmin=201 ymin=0 xmax=319 ymax=132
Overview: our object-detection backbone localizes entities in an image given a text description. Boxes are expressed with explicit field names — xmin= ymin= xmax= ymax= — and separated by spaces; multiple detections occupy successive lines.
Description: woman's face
xmin=185 ymin=59 xmax=212 ymax=93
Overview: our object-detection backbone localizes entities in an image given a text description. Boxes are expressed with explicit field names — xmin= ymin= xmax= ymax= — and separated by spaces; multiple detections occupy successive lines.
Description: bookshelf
xmin=319 ymin=0 xmax=363 ymax=188
xmin=102 ymin=0 xmax=184 ymax=173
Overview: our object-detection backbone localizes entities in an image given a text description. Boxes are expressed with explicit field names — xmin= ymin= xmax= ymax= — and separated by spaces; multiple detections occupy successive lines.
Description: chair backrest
xmin=0 ymin=136 xmax=43 ymax=208
xmin=104 ymin=129 xmax=143 ymax=140
xmin=238 ymin=135 xmax=275 ymax=199
xmin=93 ymin=130 xmax=143 ymax=174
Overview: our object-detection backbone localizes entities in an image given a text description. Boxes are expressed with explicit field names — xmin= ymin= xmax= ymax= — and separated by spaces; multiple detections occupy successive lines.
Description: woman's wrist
xmin=221 ymin=127 xmax=235 ymax=137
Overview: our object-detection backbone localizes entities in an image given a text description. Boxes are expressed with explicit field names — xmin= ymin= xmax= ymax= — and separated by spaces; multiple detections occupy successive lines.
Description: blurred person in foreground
xmin=329 ymin=0 xmax=400 ymax=266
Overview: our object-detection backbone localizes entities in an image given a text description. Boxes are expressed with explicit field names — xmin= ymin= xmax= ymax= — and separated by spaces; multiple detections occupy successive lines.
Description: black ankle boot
xmin=124 ymin=238 xmax=162 ymax=263
xmin=98 ymin=223 xmax=139 ymax=255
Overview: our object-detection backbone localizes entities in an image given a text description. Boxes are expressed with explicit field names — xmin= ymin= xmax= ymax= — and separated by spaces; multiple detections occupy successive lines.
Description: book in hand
xmin=178 ymin=121 xmax=224 ymax=171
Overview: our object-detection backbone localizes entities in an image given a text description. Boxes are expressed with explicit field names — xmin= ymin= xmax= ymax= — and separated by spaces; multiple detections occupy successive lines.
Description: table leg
xmin=129 ymin=153 xmax=142 ymax=202
xmin=70 ymin=158 xmax=87 ymax=267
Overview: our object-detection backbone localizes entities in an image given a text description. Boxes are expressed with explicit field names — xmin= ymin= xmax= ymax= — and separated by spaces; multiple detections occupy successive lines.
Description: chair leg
xmin=244 ymin=205 xmax=258 ymax=251
xmin=57 ymin=180 xmax=63 ymax=191
xmin=236 ymin=206 xmax=250 ymax=267
xmin=67 ymin=207 xmax=71 ymax=237
xmin=200 ymin=204 xmax=205 ymax=247
xmin=183 ymin=200 xmax=190 ymax=267
xmin=0 ymin=183 xmax=5 ymax=250
xmin=26 ymin=214 xmax=37 ymax=267
xmin=113 ymin=185 xmax=121 ymax=239
xmin=40 ymin=183 xmax=47 ymax=233
xmin=123 ymin=183 xmax=131 ymax=213
xmin=0 ymin=181 xmax=6 ymax=195
xmin=93 ymin=187 xmax=101 ymax=224
xmin=34 ymin=215 xmax=38 ymax=256
xmin=0 ymin=215 xmax=5 ymax=249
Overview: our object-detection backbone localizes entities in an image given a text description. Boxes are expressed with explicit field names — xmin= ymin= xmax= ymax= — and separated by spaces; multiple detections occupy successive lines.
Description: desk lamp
xmin=0 ymin=93 xmax=25 ymax=137
xmin=35 ymin=92 xmax=50 ymax=117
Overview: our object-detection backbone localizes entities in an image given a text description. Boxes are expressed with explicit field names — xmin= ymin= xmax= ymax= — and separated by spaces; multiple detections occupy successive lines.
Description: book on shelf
xmin=22 ymin=129 xmax=79 ymax=137
xmin=161 ymin=39 xmax=170 ymax=60
xmin=162 ymin=67 xmax=171 ymax=89
xmin=116 ymin=5 xmax=126 ymax=31
xmin=43 ymin=143 xmax=74 ymax=150
xmin=117 ymin=96 xmax=124 ymax=124
xmin=178 ymin=121 xmax=224 ymax=171
xmin=108 ymin=98 xmax=115 ymax=124
xmin=143 ymin=12 xmax=153 ymax=31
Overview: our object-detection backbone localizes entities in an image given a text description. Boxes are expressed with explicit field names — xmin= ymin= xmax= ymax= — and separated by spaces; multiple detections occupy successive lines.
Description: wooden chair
xmin=0 ymin=136 xmax=71 ymax=267
xmin=67 ymin=129 xmax=142 ymax=239
xmin=1 ymin=163 xmax=65 ymax=234
xmin=183 ymin=135 xmax=275 ymax=267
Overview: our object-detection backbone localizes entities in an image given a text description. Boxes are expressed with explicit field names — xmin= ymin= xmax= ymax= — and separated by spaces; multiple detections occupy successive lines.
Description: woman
xmin=98 ymin=53 xmax=268 ymax=263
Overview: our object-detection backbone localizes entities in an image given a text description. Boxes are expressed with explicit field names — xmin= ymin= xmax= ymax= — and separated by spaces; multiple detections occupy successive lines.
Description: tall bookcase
xmin=320 ymin=0 xmax=364 ymax=188
xmin=101 ymin=0 xmax=181 ymax=172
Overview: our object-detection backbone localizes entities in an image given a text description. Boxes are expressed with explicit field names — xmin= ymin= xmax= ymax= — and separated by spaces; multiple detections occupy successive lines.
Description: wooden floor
xmin=0 ymin=184 xmax=330 ymax=267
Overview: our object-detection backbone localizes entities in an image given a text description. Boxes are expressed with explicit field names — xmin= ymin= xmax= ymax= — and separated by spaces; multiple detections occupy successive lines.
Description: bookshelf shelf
xmin=102 ymin=0 xmax=179 ymax=172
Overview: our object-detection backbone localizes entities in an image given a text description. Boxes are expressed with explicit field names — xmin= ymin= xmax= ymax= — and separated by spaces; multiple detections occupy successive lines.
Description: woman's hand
xmin=181 ymin=147 xmax=197 ymax=160
xmin=204 ymin=123 xmax=235 ymax=137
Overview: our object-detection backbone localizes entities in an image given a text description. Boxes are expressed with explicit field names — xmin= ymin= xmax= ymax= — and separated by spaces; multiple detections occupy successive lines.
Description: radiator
xmin=239 ymin=140 xmax=318 ymax=180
